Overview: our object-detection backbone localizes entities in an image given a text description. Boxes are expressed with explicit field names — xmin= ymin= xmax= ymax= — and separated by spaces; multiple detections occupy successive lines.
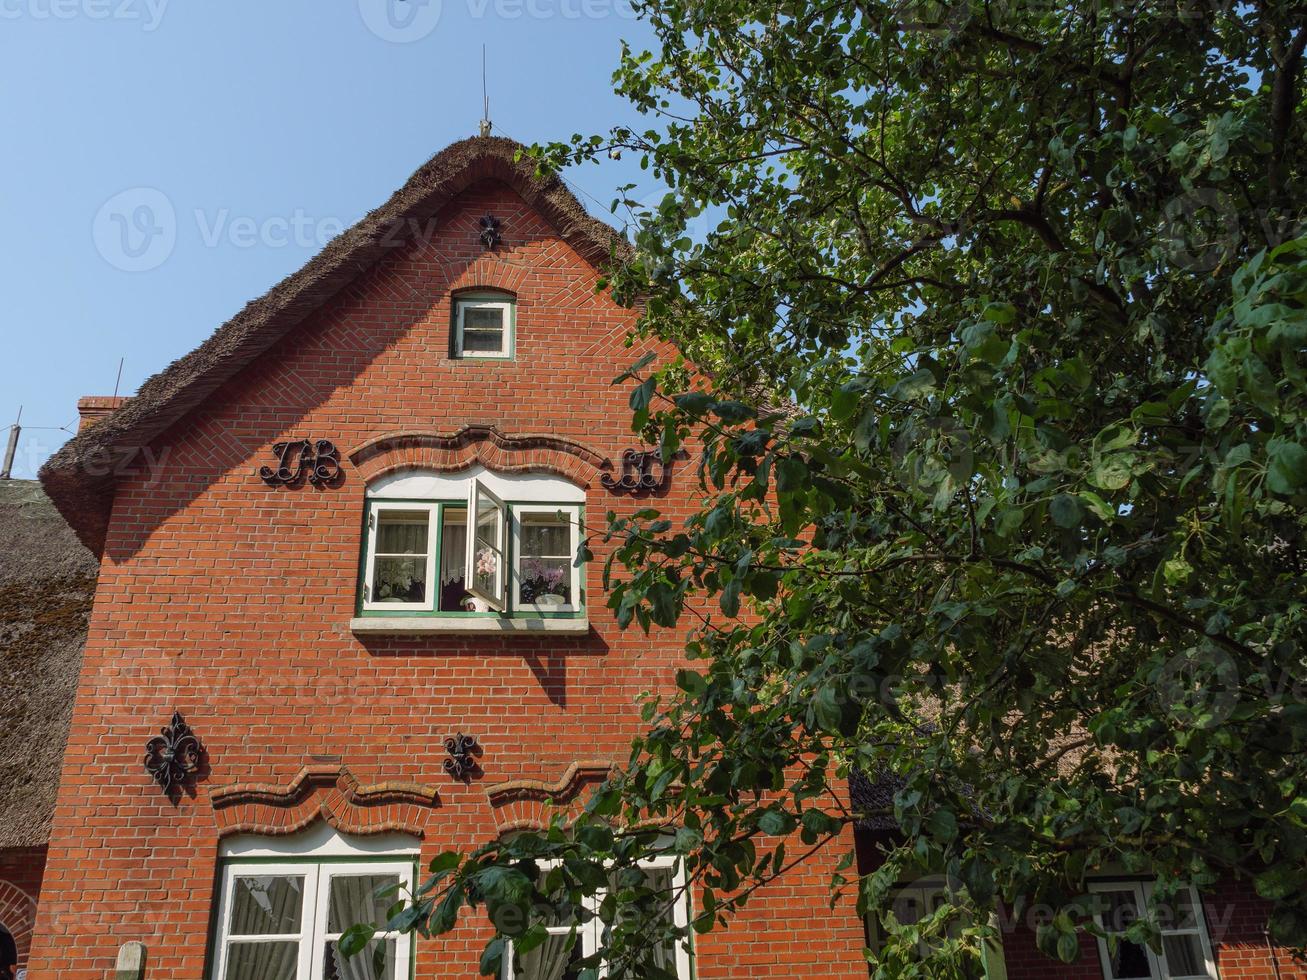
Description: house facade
xmin=28 ymin=137 xmax=866 ymax=979
xmin=16 ymin=135 xmax=1302 ymax=979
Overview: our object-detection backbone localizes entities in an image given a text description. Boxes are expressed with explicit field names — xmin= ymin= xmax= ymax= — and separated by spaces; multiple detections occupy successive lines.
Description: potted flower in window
xmin=463 ymin=547 xmax=498 ymax=612
xmin=520 ymin=557 xmax=569 ymax=606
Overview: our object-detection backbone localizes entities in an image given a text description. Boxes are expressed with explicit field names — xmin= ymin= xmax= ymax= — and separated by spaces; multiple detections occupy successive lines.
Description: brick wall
xmin=27 ymin=181 xmax=870 ymax=977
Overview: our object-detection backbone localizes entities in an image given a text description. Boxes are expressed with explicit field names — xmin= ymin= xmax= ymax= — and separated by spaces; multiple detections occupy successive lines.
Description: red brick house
xmin=19 ymin=135 xmax=1303 ymax=979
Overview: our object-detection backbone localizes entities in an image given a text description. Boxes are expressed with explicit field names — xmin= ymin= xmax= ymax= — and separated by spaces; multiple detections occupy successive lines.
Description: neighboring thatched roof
xmin=39 ymin=135 xmax=631 ymax=555
xmin=0 ymin=479 xmax=97 ymax=847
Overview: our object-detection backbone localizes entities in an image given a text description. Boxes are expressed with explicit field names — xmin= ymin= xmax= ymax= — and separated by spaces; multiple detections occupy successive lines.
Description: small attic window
xmin=453 ymin=294 xmax=514 ymax=359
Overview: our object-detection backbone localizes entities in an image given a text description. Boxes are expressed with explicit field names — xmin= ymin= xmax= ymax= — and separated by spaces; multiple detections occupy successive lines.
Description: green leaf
xmin=1267 ymin=438 xmax=1307 ymax=494
xmin=1050 ymin=493 xmax=1084 ymax=528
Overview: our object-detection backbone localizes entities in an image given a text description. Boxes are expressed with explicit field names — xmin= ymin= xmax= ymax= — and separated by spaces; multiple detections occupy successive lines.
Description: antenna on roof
xmin=1 ymin=406 xmax=22 ymax=480
xmin=111 ymin=356 xmax=125 ymax=401
xmin=478 ymin=44 xmax=492 ymax=138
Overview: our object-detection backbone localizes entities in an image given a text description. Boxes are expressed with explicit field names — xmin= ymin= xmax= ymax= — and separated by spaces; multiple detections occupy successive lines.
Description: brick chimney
xmin=77 ymin=396 xmax=131 ymax=432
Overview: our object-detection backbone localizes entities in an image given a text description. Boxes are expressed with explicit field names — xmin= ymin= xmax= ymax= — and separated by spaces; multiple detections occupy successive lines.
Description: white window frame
xmin=511 ymin=505 xmax=582 ymax=614
xmin=467 ymin=476 xmax=509 ymax=611
xmin=1088 ymin=881 xmax=1218 ymax=980
xmin=454 ymin=297 xmax=513 ymax=359
xmin=210 ymin=857 xmax=415 ymax=980
xmin=503 ymin=856 xmax=692 ymax=980
xmin=361 ymin=501 xmax=438 ymax=612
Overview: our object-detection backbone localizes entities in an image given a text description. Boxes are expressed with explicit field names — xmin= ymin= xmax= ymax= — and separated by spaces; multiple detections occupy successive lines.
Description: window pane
xmin=230 ymin=876 xmax=304 ymax=936
xmin=516 ymin=933 xmax=582 ymax=980
xmin=1162 ymin=934 xmax=1204 ymax=976
xmin=372 ymin=557 xmax=426 ymax=603
xmin=522 ymin=516 xmax=570 ymax=557
xmin=462 ymin=329 xmax=504 ymax=353
xmin=1160 ymin=889 xmax=1200 ymax=931
xmin=439 ymin=508 xmax=469 ymax=611
xmin=1099 ymin=890 xmax=1152 ymax=979
xmin=473 ymin=499 xmax=501 ymax=596
xmin=322 ymin=939 xmax=395 ymax=980
xmin=464 ymin=307 xmax=504 ymax=331
xmin=327 ymin=874 xmax=401 ymax=933
xmin=375 ymin=512 xmax=428 ymax=554
xmin=225 ymin=940 xmax=300 ymax=979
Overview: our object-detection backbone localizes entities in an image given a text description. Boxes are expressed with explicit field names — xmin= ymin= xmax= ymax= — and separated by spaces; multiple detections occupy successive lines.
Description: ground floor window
xmin=503 ymin=857 xmax=692 ymax=980
xmin=211 ymin=833 xmax=416 ymax=980
xmin=864 ymin=881 xmax=986 ymax=978
xmin=1088 ymin=881 xmax=1217 ymax=980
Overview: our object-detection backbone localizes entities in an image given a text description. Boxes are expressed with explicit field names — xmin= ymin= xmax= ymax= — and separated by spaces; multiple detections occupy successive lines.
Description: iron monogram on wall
xmin=259 ymin=439 xmax=342 ymax=488
xmin=601 ymin=449 xmax=678 ymax=494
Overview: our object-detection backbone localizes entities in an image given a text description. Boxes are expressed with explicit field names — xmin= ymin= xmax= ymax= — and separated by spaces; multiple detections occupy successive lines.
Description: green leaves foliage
xmin=373 ymin=2 xmax=1307 ymax=975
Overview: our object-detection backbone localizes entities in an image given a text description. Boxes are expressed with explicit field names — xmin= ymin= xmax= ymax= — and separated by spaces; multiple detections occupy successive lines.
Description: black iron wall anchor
xmin=259 ymin=439 xmax=342 ymax=488
xmin=601 ymin=448 xmax=682 ymax=494
xmin=144 ymin=711 xmax=203 ymax=795
xmin=478 ymin=215 xmax=502 ymax=250
xmin=443 ymin=733 xmax=480 ymax=780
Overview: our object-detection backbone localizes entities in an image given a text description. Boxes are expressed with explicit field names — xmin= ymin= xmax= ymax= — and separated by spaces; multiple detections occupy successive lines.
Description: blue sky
xmin=0 ymin=0 xmax=656 ymax=478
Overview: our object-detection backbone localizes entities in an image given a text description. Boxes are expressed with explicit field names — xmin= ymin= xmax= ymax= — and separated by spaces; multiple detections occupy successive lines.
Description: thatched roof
xmin=39 ymin=135 xmax=631 ymax=555
xmin=0 ymin=479 xmax=97 ymax=847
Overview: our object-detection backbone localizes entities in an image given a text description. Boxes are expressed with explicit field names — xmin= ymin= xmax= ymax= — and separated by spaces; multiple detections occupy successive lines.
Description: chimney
xmin=78 ymin=396 xmax=131 ymax=432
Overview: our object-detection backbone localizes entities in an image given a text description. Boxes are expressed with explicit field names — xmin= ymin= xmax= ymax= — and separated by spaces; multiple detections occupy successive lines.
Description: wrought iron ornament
xmin=259 ymin=439 xmax=342 ymax=487
xmin=601 ymin=449 xmax=675 ymax=494
xmin=144 ymin=712 xmax=203 ymax=794
xmin=443 ymin=733 xmax=479 ymax=779
xmin=478 ymin=215 xmax=502 ymax=250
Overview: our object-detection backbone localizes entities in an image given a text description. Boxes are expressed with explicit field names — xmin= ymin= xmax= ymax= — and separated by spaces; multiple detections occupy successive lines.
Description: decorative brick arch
xmin=0 ymin=879 xmax=37 ymax=971
xmin=210 ymin=764 xmax=440 ymax=839
xmin=484 ymin=760 xmax=615 ymax=835
xmin=442 ymin=255 xmax=530 ymax=296
xmin=348 ymin=425 xmax=612 ymax=489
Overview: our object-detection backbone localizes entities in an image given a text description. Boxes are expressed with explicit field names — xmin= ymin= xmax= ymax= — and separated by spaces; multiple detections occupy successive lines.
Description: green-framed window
xmin=453 ymin=293 xmax=515 ymax=359
xmin=358 ymin=473 xmax=584 ymax=619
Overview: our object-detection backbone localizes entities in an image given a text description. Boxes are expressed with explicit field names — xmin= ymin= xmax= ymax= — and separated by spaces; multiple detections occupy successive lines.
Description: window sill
xmin=350 ymin=616 xmax=589 ymax=636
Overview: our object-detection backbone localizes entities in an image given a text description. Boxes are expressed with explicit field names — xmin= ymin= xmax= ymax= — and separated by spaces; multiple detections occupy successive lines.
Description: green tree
xmin=347 ymin=1 xmax=1307 ymax=975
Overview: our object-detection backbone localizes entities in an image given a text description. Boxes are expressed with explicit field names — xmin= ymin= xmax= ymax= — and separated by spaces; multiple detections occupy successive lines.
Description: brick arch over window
xmin=210 ymin=764 xmax=440 ymax=840
xmin=348 ymin=425 xmax=611 ymax=488
xmin=484 ymin=760 xmax=615 ymax=836
xmin=0 ymin=879 xmax=36 ymax=971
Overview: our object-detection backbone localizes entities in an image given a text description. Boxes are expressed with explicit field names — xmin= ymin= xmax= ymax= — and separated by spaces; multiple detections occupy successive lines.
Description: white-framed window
xmin=512 ymin=505 xmax=582 ymax=613
xmin=503 ymin=856 xmax=692 ymax=980
xmin=864 ymin=881 xmax=984 ymax=978
xmin=1088 ymin=881 xmax=1217 ymax=980
xmin=210 ymin=829 xmax=417 ymax=980
xmin=361 ymin=503 xmax=438 ymax=611
xmin=359 ymin=467 xmax=585 ymax=619
xmin=454 ymin=295 xmax=513 ymax=359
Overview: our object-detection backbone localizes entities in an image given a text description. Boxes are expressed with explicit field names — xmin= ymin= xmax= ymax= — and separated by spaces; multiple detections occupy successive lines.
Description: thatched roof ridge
xmin=0 ymin=480 xmax=97 ymax=847
xmin=39 ymin=135 xmax=631 ymax=554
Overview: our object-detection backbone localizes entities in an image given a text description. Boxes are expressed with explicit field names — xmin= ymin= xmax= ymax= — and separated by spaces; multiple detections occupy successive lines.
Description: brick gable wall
xmin=26 ymin=181 xmax=868 ymax=978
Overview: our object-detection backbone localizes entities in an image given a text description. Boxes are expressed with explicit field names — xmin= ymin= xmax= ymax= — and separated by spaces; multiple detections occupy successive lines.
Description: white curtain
xmin=227 ymin=876 xmax=303 ymax=980
xmin=518 ymin=933 xmax=578 ymax=980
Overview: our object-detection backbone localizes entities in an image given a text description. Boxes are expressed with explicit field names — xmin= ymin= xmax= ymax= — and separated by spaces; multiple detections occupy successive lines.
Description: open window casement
xmin=466 ymin=476 xmax=508 ymax=610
